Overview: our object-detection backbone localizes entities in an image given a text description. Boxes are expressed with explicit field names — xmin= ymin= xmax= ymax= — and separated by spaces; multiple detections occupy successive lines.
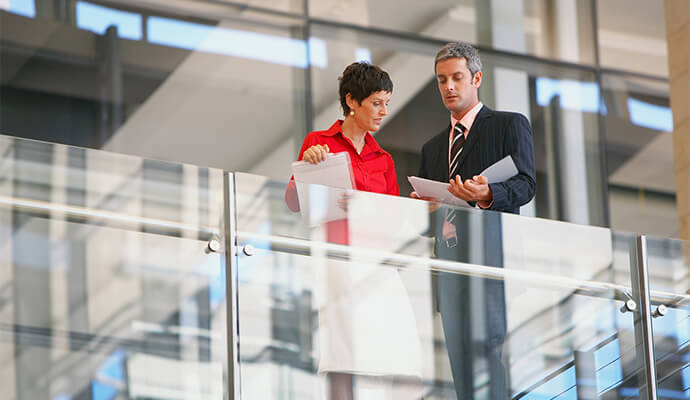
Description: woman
xmin=285 ymin=61 xmax=399 ymax=211
xmin=286 ymin=62 xmax=423 ymax=400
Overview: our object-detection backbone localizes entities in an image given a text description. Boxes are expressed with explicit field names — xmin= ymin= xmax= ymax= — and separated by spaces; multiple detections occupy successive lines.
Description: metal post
xmin=96 ymin=25 xmax=123 ymax=147
xmin=629 ymin=235 xmax=658 ymax=400
xmin=223 ymin=172 xmax=241 ymax=399
xmin=574 ymin=349 xmax=598 ymax=400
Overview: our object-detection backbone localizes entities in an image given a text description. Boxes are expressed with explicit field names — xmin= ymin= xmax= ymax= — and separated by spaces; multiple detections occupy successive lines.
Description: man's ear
xmin=473 ymin=71 xmax=483 ymax=88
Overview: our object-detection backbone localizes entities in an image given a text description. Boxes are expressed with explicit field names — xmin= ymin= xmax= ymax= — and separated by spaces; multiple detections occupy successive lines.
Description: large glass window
xmin=0 ymin=1 xmax=310 ymax=179
xmin=601 ymin=74 xmax=677 ymax=237
xmin=308 ymin=0 xmax=596 ymax=65
xmin=309 ymin=22 xmax=606 ymax=225
xmin=596 ymin=0 xmax=668 ymax=78
xmin=0 ymin=0 xmax=679 ymax=234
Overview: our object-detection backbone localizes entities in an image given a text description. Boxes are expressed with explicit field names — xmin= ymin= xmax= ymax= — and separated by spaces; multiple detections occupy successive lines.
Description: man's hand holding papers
xmin=409 ymin=155 xmax=518 ymax=208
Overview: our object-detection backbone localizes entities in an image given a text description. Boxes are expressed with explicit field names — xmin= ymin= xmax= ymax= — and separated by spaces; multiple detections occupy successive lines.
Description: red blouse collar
xmin=324 ymin=120 xmax=385 ymax=154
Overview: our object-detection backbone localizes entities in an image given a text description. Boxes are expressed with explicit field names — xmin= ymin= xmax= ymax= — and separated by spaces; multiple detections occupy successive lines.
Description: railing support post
xmin=629 ymin=235 xmax=658 ymax=400
xmin=224 ymin=173 xmax=241 ymax=399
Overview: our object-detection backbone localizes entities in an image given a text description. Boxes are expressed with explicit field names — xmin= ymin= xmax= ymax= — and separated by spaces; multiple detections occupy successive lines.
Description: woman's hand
xmin=302 ymin=144 xmax=330 ymax=164
xmin=336 ymin=190 xmax=353 ymax=212
xmin=411 ymin=192 xmax=441 ymax=213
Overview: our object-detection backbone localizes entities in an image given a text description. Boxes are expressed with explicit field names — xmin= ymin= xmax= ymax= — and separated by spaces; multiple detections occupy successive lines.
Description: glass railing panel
xmin=0 ymin=136 xmax=228 ymax=399
xmin=0 ymin=134 xmax=224 ymax=236
xmin=233 ymin=172 xmax=648 ymax=399
xmin=644 ymin=235 xmax=690 ymax=399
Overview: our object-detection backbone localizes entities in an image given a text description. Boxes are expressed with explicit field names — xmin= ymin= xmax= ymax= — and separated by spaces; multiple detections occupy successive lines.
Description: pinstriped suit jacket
xmin=418 ymin=105 xmax=536 ymax=214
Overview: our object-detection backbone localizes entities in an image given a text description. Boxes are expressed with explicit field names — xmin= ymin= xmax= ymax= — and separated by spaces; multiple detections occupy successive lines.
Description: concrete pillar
xmin=544 ymin=0 xmax=592 ymax=226
xmin=664 ymin=0 xmax=690 ymax=242
xmin=476 ymin=0 xmax=537 ymax=217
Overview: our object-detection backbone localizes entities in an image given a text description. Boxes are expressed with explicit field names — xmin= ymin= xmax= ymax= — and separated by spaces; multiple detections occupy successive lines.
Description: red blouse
xmin=286 ymin=120 xmax=399 ymax=211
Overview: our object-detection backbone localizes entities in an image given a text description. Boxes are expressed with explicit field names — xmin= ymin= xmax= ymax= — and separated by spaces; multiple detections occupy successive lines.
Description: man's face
xmin=435 ymin=57 xmax=482 ymax=116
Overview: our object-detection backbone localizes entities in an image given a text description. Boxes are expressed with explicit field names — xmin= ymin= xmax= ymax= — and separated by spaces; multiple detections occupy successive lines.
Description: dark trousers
xmin=435 ymin=210 xmax=509 ymax=399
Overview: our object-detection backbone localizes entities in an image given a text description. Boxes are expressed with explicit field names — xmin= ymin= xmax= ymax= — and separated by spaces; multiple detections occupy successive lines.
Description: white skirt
xmin=315 ymin=255 xmax=422 ymax=377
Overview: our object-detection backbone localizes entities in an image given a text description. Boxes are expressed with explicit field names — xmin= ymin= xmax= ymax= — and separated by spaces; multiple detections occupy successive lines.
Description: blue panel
xmin=355 ymin=48 xmax=372 ymax=63
xmin=553 ymin=386 xmax=578 ymax=400
xmin=98 ymin=348 xmax=126 ymax=381
xmin=309 ymin=37 xmax=328 ymax=68
xmin=619 ymin=387 xmax=639 ymax=397
xmin=536 ymin=77 xmax=602 ymax=114
xmin=656 ymin=387 xmax=690 ymax=399
xmin=76 ymin=1 xmax=142 ymax=40
xmin=523 ymin=366 xmax=577 ymax=400
xmin=627 ymin=98 xmax=673 ymax=132
xmin=91 ymin=380 xmax=117 ymax=400
xmin=594 ymin=338 xmax=621 ymax=367
xmin=147 ymin=17 xmax=327 ymax=69
xmin=594 ymin=338 xmax=623 ymax=393
xmin=6 ymin=0 xmax=36 ymax=17
xmin=596 ymin=359 xmax=623 ymax=394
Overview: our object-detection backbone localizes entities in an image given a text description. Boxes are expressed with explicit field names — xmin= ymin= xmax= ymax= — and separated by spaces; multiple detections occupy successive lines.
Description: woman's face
xmin=349 ymin=90 xmax=392 ymax=132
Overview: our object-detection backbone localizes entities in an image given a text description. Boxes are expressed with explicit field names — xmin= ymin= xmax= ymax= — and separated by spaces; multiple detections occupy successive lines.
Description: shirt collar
xmin=324 ymin=120 xmax=384 ymax=154
xmin=323 ymin=120 xmax=344 ymax=136
xmin=450 ymin=102 xmax=483 ymax=134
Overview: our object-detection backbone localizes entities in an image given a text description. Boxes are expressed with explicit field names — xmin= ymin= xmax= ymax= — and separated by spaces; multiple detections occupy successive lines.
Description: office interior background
xmin=1 ymin=0 xmax=687 ymax=399
xmin=0 ymin=0 xmax=677 ymax=237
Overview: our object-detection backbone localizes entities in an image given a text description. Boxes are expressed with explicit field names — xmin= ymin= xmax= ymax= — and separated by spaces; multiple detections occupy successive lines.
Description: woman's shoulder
xmin=304 ymin=129 xmax=329 ymax=141
xmin=304 ymin=121 xmax=342 ymax=142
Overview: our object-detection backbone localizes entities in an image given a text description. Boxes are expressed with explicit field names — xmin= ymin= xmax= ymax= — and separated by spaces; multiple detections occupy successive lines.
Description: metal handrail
xmin=236 ymin=231 xmax=690 ymax=308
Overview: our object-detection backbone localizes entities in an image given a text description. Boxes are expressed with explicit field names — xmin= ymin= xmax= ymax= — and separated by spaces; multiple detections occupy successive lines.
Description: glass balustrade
xmin=231 ymin=171 xmax=664 ymax=399
xmin=0 ymin=135 xmax=228 ymax=399
xmin=0 ymin=134 xmax=688 ymax=399
xmin=645 ymin=236 xmax=690 ymax=400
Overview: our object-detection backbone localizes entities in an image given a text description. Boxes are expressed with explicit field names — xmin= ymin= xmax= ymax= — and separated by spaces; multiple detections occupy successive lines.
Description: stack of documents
xmin=408 ymin=155 xmax=518 ymax=207
xmin=291 ymin=152 xmax=355 ymax=223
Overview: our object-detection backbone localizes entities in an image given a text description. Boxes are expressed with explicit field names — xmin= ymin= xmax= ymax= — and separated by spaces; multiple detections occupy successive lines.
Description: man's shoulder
xmin=487 ymin=109 xmax=528 ymax=123
xmin=421 ymin=127 xmax=449 ymax=151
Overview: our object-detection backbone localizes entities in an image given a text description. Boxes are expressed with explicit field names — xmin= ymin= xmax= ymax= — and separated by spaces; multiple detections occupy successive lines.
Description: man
xmin=413 ymin=42 xmax=536 ymax=399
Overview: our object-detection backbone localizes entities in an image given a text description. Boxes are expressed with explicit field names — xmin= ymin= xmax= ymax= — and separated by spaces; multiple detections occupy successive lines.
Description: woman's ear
xmin=345 ymin=93 xmax=355 ymax=111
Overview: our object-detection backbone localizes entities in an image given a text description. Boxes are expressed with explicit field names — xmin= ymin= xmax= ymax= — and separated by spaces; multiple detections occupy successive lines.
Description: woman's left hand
xmin=302 ymin=144 xmax=330 ymax=164
xmin=337 ymin=190 xmax=353 ymax=212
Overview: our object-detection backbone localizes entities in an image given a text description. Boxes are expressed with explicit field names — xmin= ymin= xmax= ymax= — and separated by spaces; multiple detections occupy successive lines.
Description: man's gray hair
xmin=434 ymin=42 xmax=482 ymax=75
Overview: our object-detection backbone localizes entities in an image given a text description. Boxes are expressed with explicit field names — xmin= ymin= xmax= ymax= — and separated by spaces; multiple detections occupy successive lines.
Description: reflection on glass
xmin=596 ymin=0 xmax=668 ymax=77
xmin=645 ymin=236 xmax=690 ymax=399
xmin=535 ymin=78 xmax=603 ymax=114
xmin=603 ymin=74 xmax=677 ymax=238
xmin=310 ymin=21 xmax=606 ymax=226
xmin=233 ymin=172 xmax=647 ymax=399
xmin=0 ymin=0 xmax=35 ymax=18
xmin=0 ymin=135 xmax=227 ymax=399
xmin=147 ymin=16 xmax=327 ymax=68
xmin=308 ymin=0 xmax=596 ymax=64
xmin=627 ymin=98 xmax=673 ymax=132
xmin=76 ymin=1 xmax=143 ymax=40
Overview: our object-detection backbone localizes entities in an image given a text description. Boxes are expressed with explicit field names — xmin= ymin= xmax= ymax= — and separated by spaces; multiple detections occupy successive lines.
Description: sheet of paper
xmin=407 ymin=176 xmax=472 ymax=207
xmin=407 ymin=155 xmax=518 ymax=206
xmin=480 ymin=155 xmax=518 ymax=183
xmin=291 ymin=152 xmax=354 ymax=224
xmin=291 ymin=152 xmax=355 ymax=190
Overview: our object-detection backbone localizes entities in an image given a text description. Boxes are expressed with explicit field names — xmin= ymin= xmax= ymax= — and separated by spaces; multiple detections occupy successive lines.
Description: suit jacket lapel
xmin=439 ymin=123 xmax=451 ymax=181
xmin=453 ymin=105 xmax=492 ymax=177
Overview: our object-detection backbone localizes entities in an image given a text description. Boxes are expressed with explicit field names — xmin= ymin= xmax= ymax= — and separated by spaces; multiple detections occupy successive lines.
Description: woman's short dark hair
xmin=339 ymin=62 xmax=393 ymax=116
